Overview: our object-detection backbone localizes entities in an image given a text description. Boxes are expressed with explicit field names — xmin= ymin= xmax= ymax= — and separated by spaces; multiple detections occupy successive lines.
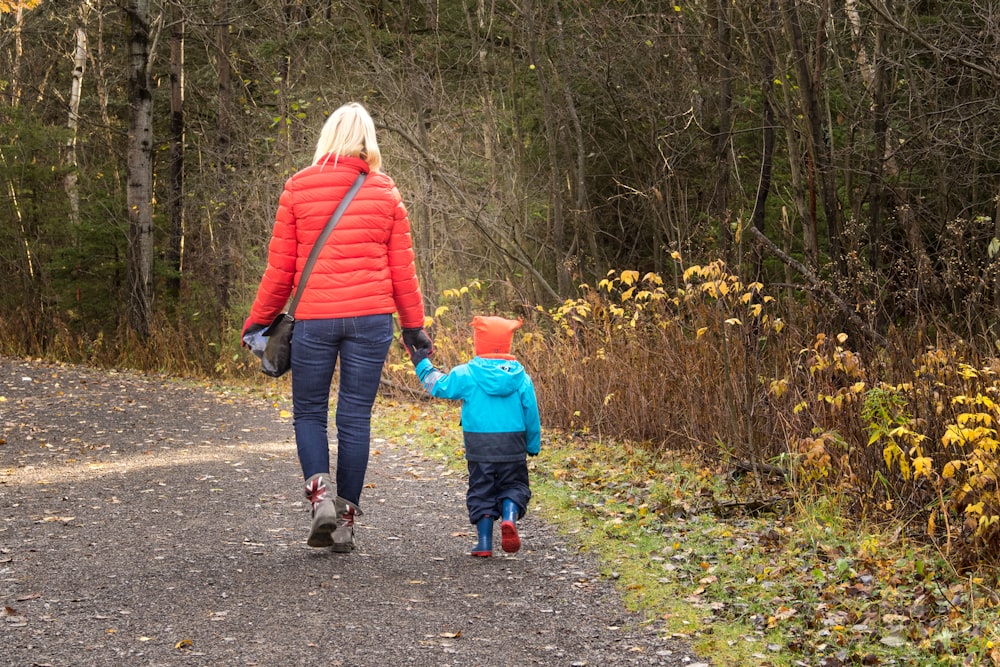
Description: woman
xmin=243 ymin=102 xmax=433 ymax=552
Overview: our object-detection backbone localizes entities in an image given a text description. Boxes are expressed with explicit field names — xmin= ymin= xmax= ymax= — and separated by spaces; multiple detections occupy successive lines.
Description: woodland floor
xmin=0 ymin=356 xmax=708 ymax=667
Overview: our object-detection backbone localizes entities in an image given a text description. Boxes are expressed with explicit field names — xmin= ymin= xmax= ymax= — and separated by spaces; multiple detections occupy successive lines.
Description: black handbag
xmin=260 ymin=171 xmax=366 ymax=377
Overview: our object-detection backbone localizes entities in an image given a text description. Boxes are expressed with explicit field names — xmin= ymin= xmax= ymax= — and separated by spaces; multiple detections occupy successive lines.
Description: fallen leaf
xmin=438 ymin=631 xmax=462 ymax=638
xmin=175 ymin=639 xmax=193 ymax=650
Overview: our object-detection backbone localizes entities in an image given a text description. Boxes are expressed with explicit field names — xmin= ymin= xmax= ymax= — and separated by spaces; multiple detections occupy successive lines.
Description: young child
xmin=408 ymin=316 xmax=541 ymax=557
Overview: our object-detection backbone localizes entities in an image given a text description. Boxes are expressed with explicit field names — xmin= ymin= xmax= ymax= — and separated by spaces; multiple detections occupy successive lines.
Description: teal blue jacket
xmin=415 ymin=356 xmax=541 ymax=462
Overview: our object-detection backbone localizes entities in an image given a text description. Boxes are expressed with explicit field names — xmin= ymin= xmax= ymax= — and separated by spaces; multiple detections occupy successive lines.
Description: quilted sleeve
xmin=387 ymin=187 xmax=425 ymax=329
xmin=248 ymin=184 xmax=298 ymax=325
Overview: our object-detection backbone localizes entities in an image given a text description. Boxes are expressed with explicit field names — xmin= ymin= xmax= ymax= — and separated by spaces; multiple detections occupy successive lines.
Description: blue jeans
xmin=290 ymin=315 xmax=393 ymax=506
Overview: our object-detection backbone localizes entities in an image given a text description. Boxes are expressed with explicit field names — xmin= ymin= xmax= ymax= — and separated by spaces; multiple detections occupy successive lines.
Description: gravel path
xmin=0 ymin=357 xmax=708 ymax=666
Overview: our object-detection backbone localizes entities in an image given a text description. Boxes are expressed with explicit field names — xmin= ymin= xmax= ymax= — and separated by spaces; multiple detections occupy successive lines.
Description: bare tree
xmin=778 ymin=0 xmax=845 ymax=275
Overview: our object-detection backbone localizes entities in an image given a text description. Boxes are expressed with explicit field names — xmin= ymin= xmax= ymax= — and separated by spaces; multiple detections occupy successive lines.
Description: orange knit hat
xmin=472 ymin=316 xmax=523 ymax=359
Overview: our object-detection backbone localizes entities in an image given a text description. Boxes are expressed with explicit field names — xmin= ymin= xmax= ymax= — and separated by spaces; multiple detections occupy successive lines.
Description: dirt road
xmin=0 ymin=356 xmax=707 ymax=666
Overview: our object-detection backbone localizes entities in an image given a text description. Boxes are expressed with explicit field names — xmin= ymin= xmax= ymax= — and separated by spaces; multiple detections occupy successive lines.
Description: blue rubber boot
xmin=470 ymin=516 xmax=493 ymax=557
xmin=500 ymin=499 xmax=521 ymax=553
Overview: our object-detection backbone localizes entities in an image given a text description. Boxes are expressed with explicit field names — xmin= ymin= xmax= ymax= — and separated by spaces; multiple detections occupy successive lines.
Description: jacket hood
xmin=467 ymin=357 xmax=525 ymax=397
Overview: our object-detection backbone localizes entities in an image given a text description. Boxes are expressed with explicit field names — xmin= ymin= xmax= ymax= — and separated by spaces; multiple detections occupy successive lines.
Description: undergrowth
xmin=381 ymin=257 xmax=1000 ymax=577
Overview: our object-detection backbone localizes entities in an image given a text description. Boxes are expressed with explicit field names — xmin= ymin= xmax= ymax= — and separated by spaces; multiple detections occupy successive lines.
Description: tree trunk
xmin=215 ymin=0 xmax=233 ymax=313
xmin=550 ymin=0 xmax=597 ymax=284
xmin=778 ymin=0 xmax=844 ymax=273
xmin=750 ymin=27 xmax=775 ymax=282
xmin=525 ymin=1 xmax=569 ymax=295
xmin=64 ymin=18 xmax=88 ymax=228
xmin=400 ymin=0 xmax=437 ymax=307
xmin=88 ymin=0 xmax=122 ymax=188
xmin=713 ymin=0 xmax=734 ymax=260
xmin=858 ymin=0 xmax=891 ymax=274
xmin=126 ymin=0 xmax=155 ymax=339
xmin=167 ymin=12 xmax=184 ymax=300
xmin=9 ymin=4 xmax=25 ymax=107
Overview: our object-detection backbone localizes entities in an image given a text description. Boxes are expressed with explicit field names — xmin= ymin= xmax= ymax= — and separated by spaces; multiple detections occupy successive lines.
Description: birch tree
xmin=64 ymin=5 xmax=89 ymax=228
xmin=125 ymin=0 xmax=155 ymax=338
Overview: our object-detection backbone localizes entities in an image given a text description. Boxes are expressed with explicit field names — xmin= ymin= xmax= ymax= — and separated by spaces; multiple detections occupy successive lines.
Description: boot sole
xmin=307 ymin=520 xmax=336 ymax=548
xmin=500 ymin=520 xmax=520 ymax=553
xmin=330 ymin=526 xmax=355 ymax=552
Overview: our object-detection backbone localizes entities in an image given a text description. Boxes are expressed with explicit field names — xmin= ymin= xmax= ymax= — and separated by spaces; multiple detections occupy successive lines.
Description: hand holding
xmin=402 ymin=327 xmax=434 ymax=365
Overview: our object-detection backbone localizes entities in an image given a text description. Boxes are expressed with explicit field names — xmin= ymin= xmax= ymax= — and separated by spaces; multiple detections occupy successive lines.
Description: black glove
xmin=402 ymin=327 xmax=434 ymax=365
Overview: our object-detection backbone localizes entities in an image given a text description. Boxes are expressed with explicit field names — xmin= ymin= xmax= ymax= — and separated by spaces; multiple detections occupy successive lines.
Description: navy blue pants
xmin=466 ymin=460 xmax=531 ymax=524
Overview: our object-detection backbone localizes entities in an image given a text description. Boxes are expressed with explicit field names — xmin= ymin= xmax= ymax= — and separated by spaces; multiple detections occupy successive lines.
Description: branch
xmin=863 ymin=0 xmax=1000 ymax=81
xmin=746 ymin=225 xmax=888 ymax=346
xmin=378 ymin=120 xmax=561 ymax=301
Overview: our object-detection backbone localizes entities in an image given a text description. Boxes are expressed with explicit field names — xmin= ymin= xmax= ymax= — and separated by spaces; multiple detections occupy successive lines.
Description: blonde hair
xmin=312 ymin=102 xmax=382 ymax=171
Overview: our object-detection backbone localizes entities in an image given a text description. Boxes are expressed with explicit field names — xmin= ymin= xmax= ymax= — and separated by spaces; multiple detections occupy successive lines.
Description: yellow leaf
xmin=958 ymin=364 xmax=980 ymax=379
xmin=434 ymin=305 xmax=449 ymax=318
xmin=621 ymin=270 xmax=640 ymax=286
xmin=965 ymin=501 xmax=985 ymax=515
xmin=725 ymin=318 xmax=742 ymax=326
xmin=279 ymin=409 xmax=292 ymax=419
xmin=696 ymin=327 xmax=708 ymax=339
xmin=913 ymin=456 xmax=933 ymax=479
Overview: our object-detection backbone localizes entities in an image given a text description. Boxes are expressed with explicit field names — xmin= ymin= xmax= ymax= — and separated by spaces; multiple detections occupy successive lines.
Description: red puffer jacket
xmin=247 ymin=155 xmax=425 ymax=330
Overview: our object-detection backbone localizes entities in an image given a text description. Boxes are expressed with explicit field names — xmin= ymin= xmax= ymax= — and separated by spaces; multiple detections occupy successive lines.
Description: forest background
xmin=5 ymin=1 xmax=1000 ymax=663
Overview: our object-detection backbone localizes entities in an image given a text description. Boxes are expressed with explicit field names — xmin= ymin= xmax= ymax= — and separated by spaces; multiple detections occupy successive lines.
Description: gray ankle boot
xmin=331 ymin=496 xmax=363 ymax=553
xmin=304 ymin=473 xmax=338 ymax=548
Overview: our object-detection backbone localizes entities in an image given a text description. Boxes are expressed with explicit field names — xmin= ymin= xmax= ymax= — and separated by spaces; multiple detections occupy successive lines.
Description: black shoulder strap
xmin=286 ymin=171 xmax=366 ymax=316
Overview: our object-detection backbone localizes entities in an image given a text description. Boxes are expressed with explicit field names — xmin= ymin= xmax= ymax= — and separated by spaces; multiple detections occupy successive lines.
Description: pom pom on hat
xmin=472 ymin=316 xmax=523 ymax=359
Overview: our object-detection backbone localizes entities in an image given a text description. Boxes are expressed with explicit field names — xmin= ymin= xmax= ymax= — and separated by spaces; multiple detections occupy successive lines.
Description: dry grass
xmin=382 ymin=259 xmax=1000 ymax=574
